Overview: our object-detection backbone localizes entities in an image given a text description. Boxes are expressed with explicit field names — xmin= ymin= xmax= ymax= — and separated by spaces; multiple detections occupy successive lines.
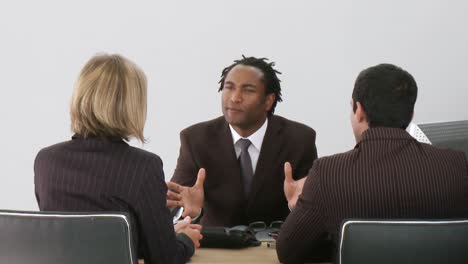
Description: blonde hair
xmin=70 ymin=53 xmax=147 ymax=142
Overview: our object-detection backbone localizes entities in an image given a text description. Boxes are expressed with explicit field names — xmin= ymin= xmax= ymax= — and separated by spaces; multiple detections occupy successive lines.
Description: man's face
xmin=221 ymin=64 xmax=274 ymax=135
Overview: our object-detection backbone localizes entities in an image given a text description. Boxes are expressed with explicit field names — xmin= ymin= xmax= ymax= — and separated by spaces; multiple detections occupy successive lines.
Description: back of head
xmin=70 ymin=54 xmax=147 ymax=142
xmin=352 ymin=64 xmax=418 ymax=129
xmin=218 ymin=55 xmax=283 ymax=115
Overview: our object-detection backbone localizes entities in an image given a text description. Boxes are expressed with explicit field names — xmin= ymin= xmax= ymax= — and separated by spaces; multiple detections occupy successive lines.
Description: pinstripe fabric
xmin=276 ymin=127 xmax=468 ymax=264
xmin=34 ymin=135 xmax=194 ymax=264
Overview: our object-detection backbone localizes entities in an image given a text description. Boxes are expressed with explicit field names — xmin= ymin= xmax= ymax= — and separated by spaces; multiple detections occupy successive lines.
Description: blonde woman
xmin=34 ymin=54 xmax=201 ymax=264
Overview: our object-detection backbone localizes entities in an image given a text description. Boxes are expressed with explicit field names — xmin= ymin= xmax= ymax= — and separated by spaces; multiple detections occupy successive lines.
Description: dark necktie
xmin=238 ymin=138 xmax=253 ymax=197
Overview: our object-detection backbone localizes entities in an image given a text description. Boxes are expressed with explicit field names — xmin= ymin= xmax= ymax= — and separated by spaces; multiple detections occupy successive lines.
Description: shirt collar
xmin=229 ymin=118 xmax=268 ymax=151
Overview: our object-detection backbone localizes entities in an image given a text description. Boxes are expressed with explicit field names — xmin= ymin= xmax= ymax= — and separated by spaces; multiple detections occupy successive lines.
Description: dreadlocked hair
xmin=218 ymin=55 xmax=283 ymax=115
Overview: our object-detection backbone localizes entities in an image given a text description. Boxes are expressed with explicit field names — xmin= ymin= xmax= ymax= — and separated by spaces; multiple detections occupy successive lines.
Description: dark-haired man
xmin=166 ymin=56 xmax=318 ymax=226
xmin=276 ymin=64 xmax=468 ymax=263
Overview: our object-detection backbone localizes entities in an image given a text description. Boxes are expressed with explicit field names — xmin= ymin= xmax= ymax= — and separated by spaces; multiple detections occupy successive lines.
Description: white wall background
xmin=1 ymin=0 xmax=467 ymax=210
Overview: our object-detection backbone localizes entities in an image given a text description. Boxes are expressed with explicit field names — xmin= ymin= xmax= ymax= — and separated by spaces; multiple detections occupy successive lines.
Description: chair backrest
xmin=0 ymin=210 xmax=137 ymax=264
xmin=338 ymin=219 xmax=468 ymax=264
xmin=418 ymin=120 xmax=468 ymax=157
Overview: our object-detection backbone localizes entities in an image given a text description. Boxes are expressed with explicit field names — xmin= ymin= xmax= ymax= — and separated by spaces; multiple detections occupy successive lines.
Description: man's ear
xmin=355 ymin=101 xmax=367 ymax=123
xmin=265 ymin=93 xmax=275 ymax=112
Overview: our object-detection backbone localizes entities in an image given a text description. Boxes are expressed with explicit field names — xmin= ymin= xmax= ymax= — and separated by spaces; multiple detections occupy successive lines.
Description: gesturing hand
xmin=283 ymin=162 xmax=307 ymax=210
xmin=167 ymin=168 xmax=206 ymax=218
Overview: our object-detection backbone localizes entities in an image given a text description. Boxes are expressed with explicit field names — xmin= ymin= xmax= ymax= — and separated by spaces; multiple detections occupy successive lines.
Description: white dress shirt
xmin=229 ymin=119 xmax=268 ymax=174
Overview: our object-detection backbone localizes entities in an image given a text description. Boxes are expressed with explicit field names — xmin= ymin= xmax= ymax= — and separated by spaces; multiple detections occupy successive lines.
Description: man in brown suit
xmin=166 ymin=56 xmax=318 ymax=226
xmin=277 ymin=64 xmax=468 ymax=263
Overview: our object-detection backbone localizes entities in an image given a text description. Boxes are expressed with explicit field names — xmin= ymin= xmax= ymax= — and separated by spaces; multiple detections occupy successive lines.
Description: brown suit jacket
xmin=34 ymin=136 xmax=194 ymax=264
xmin=171 ymin=115 xmax=318 ymax=226
xmin=276 ymin=127 xmax=468 ymax=263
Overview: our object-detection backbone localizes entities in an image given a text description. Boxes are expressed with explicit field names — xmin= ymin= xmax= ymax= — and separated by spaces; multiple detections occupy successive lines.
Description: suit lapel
xmin=247 ymin=116 xmax=285 ymax=204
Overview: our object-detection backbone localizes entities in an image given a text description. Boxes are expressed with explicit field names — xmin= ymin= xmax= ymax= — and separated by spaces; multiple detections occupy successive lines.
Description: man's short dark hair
xmin=352 ymin=63 xmax=418 ymax=129
xmin=218 ymin=55 xmax=283 ymax=115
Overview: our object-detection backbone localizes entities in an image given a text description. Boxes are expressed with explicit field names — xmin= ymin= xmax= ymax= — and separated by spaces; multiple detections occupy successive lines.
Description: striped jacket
xmin=35 ymin=135 xmax=194 ymax=264
xmin=277 ymin=127 xmax=468 ymax=263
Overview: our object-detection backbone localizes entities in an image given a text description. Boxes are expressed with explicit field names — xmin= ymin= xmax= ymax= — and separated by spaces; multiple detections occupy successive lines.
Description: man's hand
xmin=174 ymin=216 xmax=203 ymax=233
xmin=167 ymin=168 xmax=206 ymax=218
xmin=174 ymin=216 xmax=203 ymax=248
xmin=283 ymin=162 xmax=307 ymax=210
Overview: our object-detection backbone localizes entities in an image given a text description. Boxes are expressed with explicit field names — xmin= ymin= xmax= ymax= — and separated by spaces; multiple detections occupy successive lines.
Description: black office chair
xmin=338 ymin=219 xmax=468 ymax=264
xmin=0 ymin=210 xmax=137 ymax=264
